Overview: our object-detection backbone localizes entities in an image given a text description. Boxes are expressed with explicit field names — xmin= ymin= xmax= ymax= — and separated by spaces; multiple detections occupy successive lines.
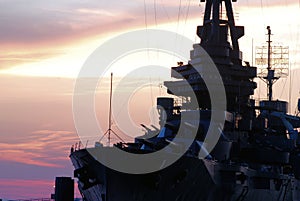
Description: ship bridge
xmin=165 ymin=0 xmax=257 ymax=128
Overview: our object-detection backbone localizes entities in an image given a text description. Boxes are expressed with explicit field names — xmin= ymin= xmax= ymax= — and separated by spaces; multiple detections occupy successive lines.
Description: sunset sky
xmin=1 ymin=0 xmax=300 ymax=199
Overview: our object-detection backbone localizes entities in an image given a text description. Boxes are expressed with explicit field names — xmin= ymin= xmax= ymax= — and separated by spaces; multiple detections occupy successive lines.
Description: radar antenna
xmin=255 ymin=26 xmax=289 ymax=101
xmin=100 ymin=72 xmax=125 ymax=145
xmin=265 ymin=26 xmax=276 ymax=101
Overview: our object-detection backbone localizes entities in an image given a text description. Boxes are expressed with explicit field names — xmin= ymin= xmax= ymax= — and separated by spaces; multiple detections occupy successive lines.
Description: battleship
xmin=70 ymin=0 xmax=300 ymax=200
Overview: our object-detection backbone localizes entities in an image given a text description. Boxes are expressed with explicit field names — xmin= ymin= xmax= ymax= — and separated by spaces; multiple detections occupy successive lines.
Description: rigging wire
xmin=279 ymin=78 xmax=287 ymax=99
xmin=260 ymin=0 xmax=266 ymax=32
xmin=184 ymin=0 xmax=191 ymax=25
xmin=153 ymin=0 xmax=157 ymax=27
xmin=175 ymin=0 xmax=183 ymax=42
xmin=143 ymin=0 xmax=148 ymax=30
xmin=143 ymin=0 xmax=150 ymax=62
xmin=260 ymin=0 xmax=264 ymax=15
xmin=177 ymin=0 xmax=192 ymax=53
xmin=283 ymin=0 xmax=294 ymax=113
xmin=280 ymin=1 xmax=300 ymax=113
xmin=172 ymin=0 xmax=183 ymax=64
xmin=149 ymin=77 xmax=155 ymax=107
xmin=154 ymin=0 xmax=160 ymax=61
xmin=176 ymin=0 xmax=182 ymax=32
xmin=160 ymin=0 xmax=171 ymax=22
xmin=182 ymin=0 xmax=192 ymax=36
xmin=291 ymin=68 xmax=297 ymax=114
xmin=289 ymin=60 xmax=292 ymax=113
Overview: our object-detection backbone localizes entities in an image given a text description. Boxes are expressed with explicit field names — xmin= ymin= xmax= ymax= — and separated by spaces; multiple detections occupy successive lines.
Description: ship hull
xmin=70 ymin=148 xmax=299 ymax=201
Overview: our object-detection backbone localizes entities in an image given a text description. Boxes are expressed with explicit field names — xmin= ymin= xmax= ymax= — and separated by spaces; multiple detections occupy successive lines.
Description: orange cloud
xmin=0 ymin=179 xmax=53 ymax=187
xmin=0 ymin=149 xmax=60 ymax=167
xmin=0 ymin=51 xmax=63 ymax=69
xmin=0 ymin=179 xmax=54 ymax=199
xmin=1 ymin=0 xmax=298 ymax=72
xmin=0 ymin=130 xmax=79 ymax=168
xmin=0 ymin=0 xmax=204 ymax=71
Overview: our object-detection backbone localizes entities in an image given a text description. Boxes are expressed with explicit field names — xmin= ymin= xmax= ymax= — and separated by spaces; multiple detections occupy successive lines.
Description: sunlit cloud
xmin=76 ymin=8 xmax=115 ymax=16
xmin=1 ymin=0 xmax=299 ymax=75
xmin=0 ymin=179 xmax=54 ymax=199
xmin=236 ymin=0 xmax=299 ymax=7
xmin=0 ymin=0 xmax=298 ymax=48
xmin=0 ymin=179 xmax=53 ymax=187
xmin=0 ymin=149 xmax=59 ymax=167
xmin=0 ymin=50 xmax=62 ymax=69
xmin=0 ymin=130 xmax=78 ymax=168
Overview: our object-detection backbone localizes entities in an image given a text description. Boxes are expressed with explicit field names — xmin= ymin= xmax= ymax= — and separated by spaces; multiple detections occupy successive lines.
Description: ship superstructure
xmin=70 ymin=0 xmax=300 ymax=200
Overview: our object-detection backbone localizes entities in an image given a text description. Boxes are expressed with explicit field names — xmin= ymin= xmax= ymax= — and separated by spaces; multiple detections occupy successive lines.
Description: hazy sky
xmin=0 ymin=0 xmax=300 ymax=199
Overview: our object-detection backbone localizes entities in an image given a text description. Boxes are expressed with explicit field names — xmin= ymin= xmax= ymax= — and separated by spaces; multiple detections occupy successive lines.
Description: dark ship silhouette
xmin=70 ymin=0 xmax=300 ymax=200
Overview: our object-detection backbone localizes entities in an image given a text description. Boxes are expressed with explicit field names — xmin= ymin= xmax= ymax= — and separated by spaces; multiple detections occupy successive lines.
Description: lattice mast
xmin=255 ymin=26 xmax=289 ymax=101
